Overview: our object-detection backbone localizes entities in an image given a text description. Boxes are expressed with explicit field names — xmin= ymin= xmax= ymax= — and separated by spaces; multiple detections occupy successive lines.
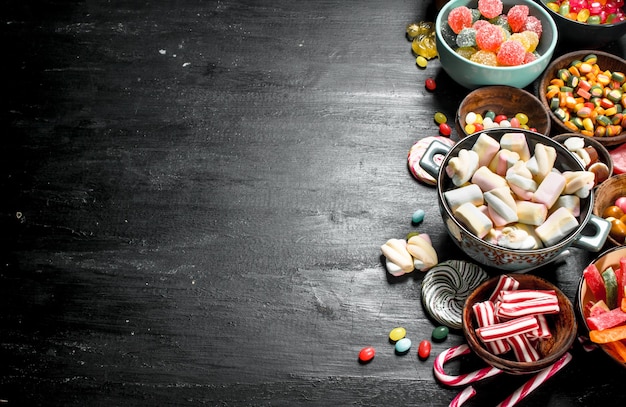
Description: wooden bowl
xmin=456 ymin=86 xmax=551 ymax=138
xmin=538 ymin=51 xmax=626 ymax=147
xmin=462 ymin=274 xmax=577 ymax=375
xmin=553 ymin=133 xmax=613 ymax=187
xmin=593 ymin=173 xmax=626 ymax=247
xmin=578 ymin=246 xmax=626 ymax=368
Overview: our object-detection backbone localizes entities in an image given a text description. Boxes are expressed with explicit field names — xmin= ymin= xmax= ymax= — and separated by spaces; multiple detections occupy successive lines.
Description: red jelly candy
xmin=507 ymin=5 xmax=529 ymax=32
xmin=425 ymin=77 xmax=436 ymax=91
xmin=439 ymin=123 xmax=452 ymax=136
xmin=522 ymin=16 xmax=543 ymax=39
xmin=358 ymin=346 xmax=375 ymax=363
xmin=476 ymin=24 xmax=504 ymax=52
xmin=447 ymin=6 xmax=473 ymax=34
xmin=496 ymin=40 xmax=526 ymax=66
xmin=418 ymin=340 xmax=432 ymax=360
xmin=478 ymin=0 xmax=503 ymax=19
xmin=524 ymin=52 xmax=537 ymax=64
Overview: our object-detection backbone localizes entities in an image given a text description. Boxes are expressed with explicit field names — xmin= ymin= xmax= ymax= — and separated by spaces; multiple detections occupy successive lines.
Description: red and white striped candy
xmin=449 ymin=386 xmax=476 ymax=407
xmin=472 ymin=301 xmax=510 ymax=354
xmin=488 ymin=275 xmax=520 ymax=303
xmin=495 ymin=296 xmax=560 ymax=319
xmin=433 ymin=344 xmax=502 ymax=387
xmin=528 ymin=314 xmax=552 ymax=339
xmin=498 ymin=289 xmax=557 ymax=303
xmin=507 ymin=334 xmax=541 ymax=362
xmin=476 ymin=315 xmax=539 ymax=342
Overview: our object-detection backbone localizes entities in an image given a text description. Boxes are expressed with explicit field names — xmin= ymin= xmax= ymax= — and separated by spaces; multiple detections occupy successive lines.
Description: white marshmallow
xmin=515 ymin=200 xmax=548 ymax=226
xmin=472 ymin=133 xmax=501 ymax=167
xmin=535 ymin=207 xmax=579 ymax=247
xmin=446 ymin=149 xmax=480 ymax=186
xmin=532 ymin=171 xmax=566 ymax=209
xmin=485 ymin=186 xmax=518 ymax=227
xmin=472 ymin=166 xmax=508 ymax=192
xmin=454 ymin=202 xmax=493 ymax=238
xmin=444 ymin=183 xmax=484 ymax=212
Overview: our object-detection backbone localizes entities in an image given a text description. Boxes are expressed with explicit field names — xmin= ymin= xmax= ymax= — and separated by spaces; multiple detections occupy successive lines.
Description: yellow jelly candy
xmin=470 ymin=50 xmax=497 ymax=66
xmin=412 ymin=35 xmax=438 ymax=59
xmin=389 ymin=327 xmax=406 ymax=342
xmin=456 ymin=46 xmax=477 ymax=60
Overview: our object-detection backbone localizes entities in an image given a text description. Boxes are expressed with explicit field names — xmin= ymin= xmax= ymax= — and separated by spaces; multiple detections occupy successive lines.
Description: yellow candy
xmin=416 ymin=55 xmax=428 ymax=68
xmin=389 ymin=327 xmax=407 ymax=342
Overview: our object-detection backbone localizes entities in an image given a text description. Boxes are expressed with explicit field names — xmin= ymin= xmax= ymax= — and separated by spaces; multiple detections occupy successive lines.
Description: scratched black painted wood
xmin=1 ymin=0 xmax=625 ymax=406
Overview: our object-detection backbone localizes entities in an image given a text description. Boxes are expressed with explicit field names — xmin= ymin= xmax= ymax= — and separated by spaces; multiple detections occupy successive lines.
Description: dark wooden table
xmin=1 ymin=0 xmax=625 ymax=405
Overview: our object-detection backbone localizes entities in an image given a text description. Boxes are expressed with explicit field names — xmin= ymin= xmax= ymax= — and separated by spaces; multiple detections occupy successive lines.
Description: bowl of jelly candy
xmin=538 ymin=50 xmax=626 ymax=146
xmin=435 ymin=0 xmax=558 ymax=89
xmin=536 ymin=0 xmax=626 ymax=47
xmin=456 ymin=85 xmax=551 ymax=137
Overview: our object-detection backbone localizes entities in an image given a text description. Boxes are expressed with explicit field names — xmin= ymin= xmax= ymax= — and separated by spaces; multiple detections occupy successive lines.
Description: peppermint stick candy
xmin=449 ymin=386 xmax=476 ymax=407
xmin=496 ymin=352 xmax=573 ymax=407
xmin=434 ymin=344 xmax=502 ymax=386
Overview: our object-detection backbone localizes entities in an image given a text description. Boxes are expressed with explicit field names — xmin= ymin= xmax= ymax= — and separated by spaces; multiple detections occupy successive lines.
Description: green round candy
xmin=406 ymin=231 xmax=420 ymax=240
xmin=434 ymin=112 xmax=447 ymax=124
xmin=432 ymin=325 xmax=449 ymax=341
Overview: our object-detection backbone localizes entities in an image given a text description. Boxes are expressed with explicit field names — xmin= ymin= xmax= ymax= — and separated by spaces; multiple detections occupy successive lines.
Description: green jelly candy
xmin=432 ymin=325 xmax=449 ymax=341
xmin=602 ymin=267 xmax=618 ymax=309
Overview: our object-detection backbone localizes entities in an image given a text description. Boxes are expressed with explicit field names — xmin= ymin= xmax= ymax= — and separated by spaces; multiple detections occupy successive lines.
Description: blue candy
xmin=395 ymin=337 xmax=412 ymax=354
xmin=412 ymin=209 xmax=425 ymax=224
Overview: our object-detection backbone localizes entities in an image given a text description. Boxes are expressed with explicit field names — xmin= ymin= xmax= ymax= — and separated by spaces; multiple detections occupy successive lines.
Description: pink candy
xmin=478 ymin=0 xmax=503 ymax=18
xmin=448 ymin=6 xmax=473 ymax=34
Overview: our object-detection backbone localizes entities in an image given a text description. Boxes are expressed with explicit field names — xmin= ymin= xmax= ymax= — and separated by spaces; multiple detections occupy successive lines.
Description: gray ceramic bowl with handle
xmin=419 ymin=129 xmax=610 ymax=272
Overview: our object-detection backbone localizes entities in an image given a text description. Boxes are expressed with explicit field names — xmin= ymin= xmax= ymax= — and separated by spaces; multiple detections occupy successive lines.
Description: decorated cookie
xmin=408 ymin=136 xmax=456 ymax=185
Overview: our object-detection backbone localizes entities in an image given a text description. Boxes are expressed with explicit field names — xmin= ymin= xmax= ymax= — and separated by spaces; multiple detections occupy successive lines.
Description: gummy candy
xmin=509 ymin=31 xmax=538 ymax=52
xmin=507 ymin=5 xmax=529 ymax=32
xmin=522 ymin=15 xmax=543 ymax=38
xmin=478 ymin=0 xmax=504 ymax=19
xmin=475 ymin=23 xmax=504 ymax=52
xmin=448 ymin=6 xmax=474 ymax=34
xmin=456 ymin=27 xmax=477 ymax=47
xmin=473 ymin=19 xmax=491 ymax=30
xmin=496 ymin=40 xmax=526 ymax=66
xmin=456 ymin=46 xmax=477 ymax=59
xmin=523 ymin=52 xmax=537 ymax=64
xmin=470 ymin=49 xmax=498 ymax=66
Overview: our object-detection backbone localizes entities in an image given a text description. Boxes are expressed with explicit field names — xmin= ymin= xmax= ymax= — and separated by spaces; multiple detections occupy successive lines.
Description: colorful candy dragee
xmin=583 ymin=258 xmax=626 ymax=362
xmin=464 ymin=110 xmax=537 ymax=134
xmin=444 ymin=0 xmax=544 ymax=66
xmin=546 ymin=0 xmax=626 ymax=25
xmin=544 ymin=53 xmax=626 ymax=138
xmin=472 ymin=274 xmax=561 ymax=362
xmin=443 ymin=132 xmax=595 ymax=249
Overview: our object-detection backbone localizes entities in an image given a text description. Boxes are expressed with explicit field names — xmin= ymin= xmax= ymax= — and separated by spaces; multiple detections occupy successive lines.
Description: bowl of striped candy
xmin=435 ymin=0 xmax=558 ymax=89
xmin=578 ymin=245 xmax=626 ymax=367
xmin=463 ymin=273 xmax=577 ymax=374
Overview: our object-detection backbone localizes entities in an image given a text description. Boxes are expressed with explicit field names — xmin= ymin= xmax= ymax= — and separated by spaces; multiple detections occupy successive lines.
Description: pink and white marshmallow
xmin=532 ymin=171 xmax=566 ymax=209
xmin=444 ymin=183 xmax=484 ymax=212
xmin=485 ymin=186 xmax=518 ymax=227
xmin=535 ymin=206 xmax=579 ymax=247
xmin=472 ymin=133 xmax=501 ymax=167
xmin=471 ymin=166 xmax=508 ymax=193
xmin=446 ymin=148 xmax=479 ymax=186
xmin=525 ymin=143 xmax=556 ymax=183
xmin=488 ymin=149 xmax=521 ymax=176
xmin=515 ymin=200 xmax=548 ymax=226
xmin=381 ymin=238 xmax=414 ymax=276
xmin=500 ymin=132 xmax=531 ymax=161
xmin=454 ymin=202 xmax=493 ymax=238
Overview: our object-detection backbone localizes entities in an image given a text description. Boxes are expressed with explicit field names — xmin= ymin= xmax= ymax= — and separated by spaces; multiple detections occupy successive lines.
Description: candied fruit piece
xmin=456 ymin=27 xmax=477 ymax=47
xmin=470 ymin=49 xmax=498 ymax=66
xmin=475 ymin=23 xmax=504 ymax=52
xmin=497 ymin=40 xmax=526 ymax=66
xmin=448 ymin=6 xmax=473 ymax=34
xmin=507 ymin=5 xmax=529 ymax=32
xmin=478 ymin=0 xmax=503 ymax=19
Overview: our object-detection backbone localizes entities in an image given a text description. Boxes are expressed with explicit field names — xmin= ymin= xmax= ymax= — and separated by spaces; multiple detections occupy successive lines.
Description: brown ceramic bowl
xmin=578 ymin=246 xmax=626 ymax=368
xmin=538 ymin=51 xmax=626 ymax=146
xmin=593 ymin=173 xmax=626 ymax=247
xmin=456 ymin=86 xmax=551 ymax=138
xmin=463 ymin=274 xmax=577 ymax=375
xmin=553 ymin=133 xmax=613 ymax=187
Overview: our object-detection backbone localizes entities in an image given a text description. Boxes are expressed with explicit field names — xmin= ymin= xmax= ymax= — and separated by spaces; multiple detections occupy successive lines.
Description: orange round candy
xmin=603 ymin=205 xmax=625 ymax=219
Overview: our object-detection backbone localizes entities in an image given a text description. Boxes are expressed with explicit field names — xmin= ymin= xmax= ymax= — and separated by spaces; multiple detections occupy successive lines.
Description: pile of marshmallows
xmin=445 ymin=132 xmax=595 ymax=249
xmin=473 ymin=274 xmax=560 ymax=362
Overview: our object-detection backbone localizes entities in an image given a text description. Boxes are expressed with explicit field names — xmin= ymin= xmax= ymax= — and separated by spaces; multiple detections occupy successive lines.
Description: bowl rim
xmin=538 ymin=50 xmax=626 ymax=146
xmin=456 ymin=85 xmax=552 ymax=137
xmin=577 ymin=245 xmax=626 ymax=367
xmin=435 ymin=0 xmax=559 ymax=72
xmin=463 ymin=273 xmax=577 ymax=374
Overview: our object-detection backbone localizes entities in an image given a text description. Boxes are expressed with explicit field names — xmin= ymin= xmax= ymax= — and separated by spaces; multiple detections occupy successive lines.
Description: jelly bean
xmin=434 ymin=112 xmax=447 ymax=124
xmin=412 ymin=209 xmax=425 ymax=224
xmin=439 ymin=122 xmax=452 ymax=137
xmin=395 ymin=337 xmax=412 ymax=353
xmin=418 ymin=340 xmax=432 ymax=359
xmin=464 ymin=123 xmax=476 ymax=134
xmin=603 ymin=205 xmax=624 ymax=219
xmin=425 ymin=77 xmax=436 ymax=91
xmin=616 ymin=197 xmax=626 ymax=213
xmin=465 ymin=111 xmax=477 ymax=125
xmin=406 ymin=231 xmax=420 ymax=240
xmin=416 ymin=55 xmax=428 ymax=68
xmin=389 ymin=326 xmax=406 ymax=342
xmin=432 ymin=325 xmax=449 ymax=341
xmin=609 ymin=218 xmax=626 ymax=242
xmin=358 ymin=346 xmax=375 ymax=363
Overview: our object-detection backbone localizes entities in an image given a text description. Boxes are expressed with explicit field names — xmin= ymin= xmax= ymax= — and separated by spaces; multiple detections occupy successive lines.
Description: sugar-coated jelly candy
xmin=497 ymin=40 xmax=525 ymax=66
xmin=507 ymin=5 xmax=529 ymax=32
xmin=478 ymin=0 xmax=503 ymax=19
xmin=475 ymin=24 xmax=504 ymax=52
xmin=470 ymin=50 xmax=497 ymax=66
xmin=448 ymin=6 xmax=473 ymax=34
xmin=432 ymin=325 xmax=449 ymax=341
xmin=412 ymin=209 xmax=425 ymax=224
xmin=389 ymin=326 xmax=406 ymax=342
xmin=395 ymin=337 xmax=412 ymax=353
xmin=358 ymin=346 xmax=375 ymax=363
xmin=418 ymin=340 xmax=432 ymax=359
xmin=456 ymin=27 xmax=477 ymax=48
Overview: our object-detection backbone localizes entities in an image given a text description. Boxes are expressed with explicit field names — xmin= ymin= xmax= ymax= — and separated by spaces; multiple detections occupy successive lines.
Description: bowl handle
xmin=572 ymin=215 xmax=611 ymax=252
xmin=418 ymin=139 xmax=452 ymax=180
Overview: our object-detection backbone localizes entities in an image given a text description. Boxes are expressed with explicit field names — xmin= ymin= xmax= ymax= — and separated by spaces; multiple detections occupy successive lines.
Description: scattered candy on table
xmin=358 ymin=346 xmax=376 ymax=363
xmin=425 ymin=77 xmax=436 ymax=91
xmin=394 ymin=337 xmax=412 ymax=353
xmin=406 ymin=21 xmax=438 ymax=61
xmin=432 ymin=325 xmax=449 ymax=341
xmin=543 ymin=53 xmax=625 ymax=138
xmin=417 ymin=340 xmax=432 ymax=359
xmin=389 ymin=326 xmax=407 ymax=342
xmin=412 ymin=209 xmax=425 ymax=224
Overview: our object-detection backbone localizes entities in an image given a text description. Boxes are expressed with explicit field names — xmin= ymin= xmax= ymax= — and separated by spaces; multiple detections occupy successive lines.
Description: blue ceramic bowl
xmin=535 ymin=0 xmax=626 ymax=48
xmin=435 ymin=0 xmax=559 ymax=89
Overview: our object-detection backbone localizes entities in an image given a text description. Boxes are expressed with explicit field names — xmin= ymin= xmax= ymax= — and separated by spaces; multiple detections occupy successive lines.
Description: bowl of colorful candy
xmin=593 ymin=173 xmax=626 ymax=246
xmin=578 ymin=245 xmax=626 ymax=367
xmin=456 ymin=85 xmax=551 ymax=137
xmin=553 ymin=133 xmax=613 ymax=187
xmin=418 ymin=128 xmax=611 ymax=271
xmin=535 ymin=0 xmax=626 ymax=48
xmin=538 ymin=50 xmax=626 ymax=146
xmin=463 ymin=273 xmax=577 ymax=374
xmin=435 ymin=0 xmax=558 ymax=89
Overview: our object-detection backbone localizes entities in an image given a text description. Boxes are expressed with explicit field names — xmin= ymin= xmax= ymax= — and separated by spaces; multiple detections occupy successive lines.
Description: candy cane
xmin=434 ymin=344 xmax=503 ymax=386
xmin=449 ymin=386 xmax=476 ymax=407
xmin=496 ymin=352 xmax=573 ymax=407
